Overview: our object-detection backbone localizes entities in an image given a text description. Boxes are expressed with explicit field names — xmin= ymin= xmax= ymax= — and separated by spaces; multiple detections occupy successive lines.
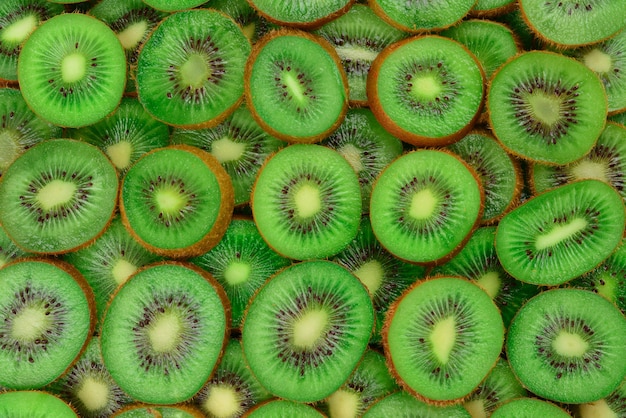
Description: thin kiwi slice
xmin=0 ymin=391 xmax=78 ymax=417
xmin=170 ymin=103 xmax=287 ymax=207
xmin=136 ymin=9 xmax=251 ymax=128
xmin=367 ymin=35 xmax=485 ymax=147
xmin=495 ymin=179 xmax=625 ymax=286
xmin=247 ymin=0 xmax=354 ymax=29
xmin=241 ymin=260 xmax=374 ymax=403
xmin=251 ymin=144 xmax=361 ymax=260
xmin=0 ymin=259 xmax=95 ymax=390
xmin=101 ymin=262 xmax=230 ymax=405
xmin=369 ymin=0 xmax=475 ymax=33
xmin=243 ymin=400 xmax=326 ymax=418
xmin=383 ymin=277 xmax=504 ymax=405
xmin=141 ymin=0 xmax=206 ymax=12
xmin=487 ymin=50 xmax=607 ymax=165
xmin=120 ymin=144 xmax=234 ymax=258
xmin=574 ymin=378 xmax=626 ymax=418
xmin=17 ymin=12 xmax=126 ymax=128
xmin=369 ymin=149 xmax=484 ymax=265
xmin=244 ymin=28 xmax=348 ymax=143
xmin=490 ymin=398 xmax=572 ymax=418
xmin=362 ymin=391 xmax=472 ymax=418
xmin=0 ymin=225 xmax=32 ymax=268
xmin=506 ymin=288 xmax=626 ymax=404
xmin=0 ymin=139 xmax=119 ymax=255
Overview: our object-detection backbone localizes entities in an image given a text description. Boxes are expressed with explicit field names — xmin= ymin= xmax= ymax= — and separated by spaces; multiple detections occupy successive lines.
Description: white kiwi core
xmin=181 ymin=54 xmax=209 ymax=88
xmin=116 ymin=21 xmax=148 ymax=50
xmin=0 ymin=130 xmax=20 ymax=169
xmin=77 ymin=377 xmax=110 ymax=411
xmin=211 ymin=137 xmax=245 ymax=163
xmin=529 ymin=94 xmax=560 ymax=126
xmin=292 ymin=308 xmax=328 ymax=349
xmin=552 ymin=330 xmax=588 ymax=357
xmin=353 ymin=260 xmax=384 ymax=296
xmin=12 ymin=307 xmax=49 ymax=342
xmin=203 ymin=385 xmax=242 ymax=418
xmin=535 ymin=218 xmax=588 ymax=250
xmin=295 ymin=184 xmax=321 ymax=219
xmin=2 ymin=14 xmax=38 ymax=43
xmin=326 ymin=389 xmax=361 ymax=418
xmin=577 ymin=399 xmax=618 ymax=418
xmin=224 ymin=261 xmax=251 ymax=286
xmin=61 ymin=52 xmax=87 ymax=83
xmin=111 ymin=259 xmax=138 ymax=286
xmin=156 ymin=189 xmax=185 ymax=214
xmin=583 ymin=49 xmax=613 ymax=74
xmin=148 ymin=311 xmax=182 ymax=353
xmin=106 ymin=141 xmax=133 ymax=170
xmin=410 ymin=188 xmax=437 ymax=220
xmin=430 ymin=316 xmax=457 ymax=364
xmin=412 ymin=75 xmax=441 ymax=101
xmin=464 ymin=399 xmax=487 ymax=418
xmin=37 ymin=180 xmax=76 ymax=210
xmin=338 ymin=143 xmax=364 ymax=173
xmin=476 ymin=271 xmax=501 ymax=299
xmin=570 ymin=160 xmax=609 ymax=183
xmin=284 ymin=71 xmax=306 ymax=104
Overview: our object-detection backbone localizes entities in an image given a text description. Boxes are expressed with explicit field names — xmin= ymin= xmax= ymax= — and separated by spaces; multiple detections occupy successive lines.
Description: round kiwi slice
xmin=369 ymin=149 xmax=484 ymax=265
xmin=0 ymin=259 xmax=95 ymax=390
xmin=495 ymin=179 xmax=625 ymax=286
xmin=0 ymin=139 xmax=119 ymax=255
xmin=241 ymin=260 xmax=374 ymax=403
xmin=247 ymin=0 xmax=354 ymax=29
xmin=251 ymin=144 xmax=361 ymax=260
xmin=136 ymin=9 xmax=251 ymax=128
xmin=383 ymin=277 xmax=504 ymax=405
xmin=507 ymin=288 xmax=626 ymax=404
xmin=120 ymin=144 xmax=234 ymax=258
xmin=369 ymin=0 xmax=475 ymax=33
xmin=367 ymin=35 xmax=485 ymax=147
xmin=362 ymin=391 xmax=472 ymax=418
xmin=487 ymin=50 xmax=607 ymax=165
xmin=0 ymin=391 xmax=78 ymax=417
xmin=17 ymin=12 xmax=126 ymax=128
xmin=101 ymin=262 xmax=230 ymax=405
xmin=244 ymin=28 xmax=348 ymax=143
xmin=490 ymin=397 xmax=571 ymax=418
xmin=243 ymin=400 xmax=326 ymax=418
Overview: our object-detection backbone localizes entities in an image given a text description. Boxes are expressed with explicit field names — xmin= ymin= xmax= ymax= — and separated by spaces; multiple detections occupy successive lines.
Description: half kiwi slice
xmin=0 ymin=391 xmax=78 ymax=417
xmin=241 ymin=260 xmax=374 ymax=403
xmin=101 ymin=262 xmax=230 ymax=405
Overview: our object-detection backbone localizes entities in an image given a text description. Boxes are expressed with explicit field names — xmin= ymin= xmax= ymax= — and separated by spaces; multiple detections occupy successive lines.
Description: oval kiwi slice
xmin=0 ymin=391 xmax=78 ymax=417
xmin=101 ymin=262 xmax=230 ymax=405
xmin=241 ymin=260 xmax=374 ymax=403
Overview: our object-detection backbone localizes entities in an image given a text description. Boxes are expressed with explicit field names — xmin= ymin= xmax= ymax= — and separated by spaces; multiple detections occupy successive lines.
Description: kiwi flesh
xmin=0 ymin=390 xmax=79 ymax=417
xmin=362 ymin=391 xmax=472 ymax=418
xmin=247 ymin=0 xmax=354 ymax=29
xmin=490 ymin=397 xmax=572 ymax=418
xmin=369 ymin=0 xmax=475 ymax=33
xmin=0 ymin=224 xmax=32 ymax=268
xmin=243 ymin=400 xmax=326 ymax=418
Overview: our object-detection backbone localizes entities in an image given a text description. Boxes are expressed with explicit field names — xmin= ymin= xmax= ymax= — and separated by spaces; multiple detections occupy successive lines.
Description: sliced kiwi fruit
xmin=243 ymin=400 xmax=326 ymax=418
xmin=362 ymin=391 xmax=472 ymax=418
xmin=0 ymin=259 xmax=95 ymax=390
xmin=383 ymin=276 xmax=504 ymax=405
xmin=210 ymin=0 xmax=274 ymax=44
xmin=506 ymin=288 xmax=626 ymax=404
xmin=369 ymin=0 xmax=475 ymax=33
xmin=488 ymin=50 xmax=607 ymax=165
xmin=119 ymin=144 xmax=234 ymax=258
xmin=251 ymin=144 xmax=361 ymax=260
xmin=470 ymin=0 xmax=516 ymax=17
xmin=0 ymin=139 xmax=119 ymax=255
xmin=141 ymin=0 xmax=205 ymax=13
xmin=241 ymin=260 xmax=374 ymax=403
xmin=247 ymin=0 xmax=354 ymax=29
xmin=495 ymin=179 xmax=625 ymax=286
xmin=574 ymin=377 xmax=626 ymax=418
xmin=17 ymin=12 xmax=126 ymax=128
xmin=490 ymin=397 xmax=572 ymax=418
xmin=369 ymin=149 xmax=484 ymax=265
xmin=101 ymin=262 xmax=230 ymax=405
xmin=367 ymin=35 xmax=485 ymax=147
xmin=244 ymin=28 xmax=348 ymax=143
xmin=0 ymin=225 xmax=32 ymax=268
xmin=113 ymin=403 xmax=206 ymax=418
xmin=170 ymin=103 xmax=287 ymax=207
xmin=136 ymin=9 xmax=251 ymax=128
xmin=0 ymin=390 xmax=78 ymax=417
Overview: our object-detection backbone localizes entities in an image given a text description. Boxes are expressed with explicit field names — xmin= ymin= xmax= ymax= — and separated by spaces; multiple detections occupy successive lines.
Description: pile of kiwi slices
xmin=1 ymin=0 xmax=625 ymax=416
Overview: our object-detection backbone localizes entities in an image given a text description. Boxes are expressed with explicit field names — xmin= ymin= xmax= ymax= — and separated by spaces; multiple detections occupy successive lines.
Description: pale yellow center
xmin=116 ymin=21 xmax=148 ymax=50
xmin=529 ymin=94 xmax=560 ymax=125
xmin=326 ymin=389 xmax=360 ymax=418
xmin=464 ymin=399 xmax=487 ymax=418
xmin=409 ymin=188 xmax=437 ymax=220
xmin=77 ymin=377 xmax=110 ymax=412
xmin=292 ymin=309 xmax=328 ymax=349
xmin=353 ymin=260 xmax=384 ymax=296
xmin=413 ymin=75 xmax=441 ymax=100
xmin=570 ymin=160 xmax=609 ymax=183
xmin=211 ymin=137 xmax=245 ymax=163
xmin=295 ymin=184 xmax=321 ymax=219
xmin=181 ymin=54 xmax=208 ymax=87
xmin=338 ymin=143 xmax=364 ymax=173
xmin=242 ymin=22 xmax=256 ymax=42
xmin=156 ymin=189 xmax=183 ymax=213
xmin=12 ymin=307 xmax=48 ymax=342
xmin=552 ymin=331 xmax=589 ymax=357
xmin=284 ymin=72 xmax=306 ymax=103
xmin=336 ymin=45 xmax=378 ymax=63
xmin=0 ymin=130 xmax=20 ymax=169
xmin=476 ymin=271 xmax=501 ymax=299
xmin=595 ymin=273 xmax=617 ymax=302
xmin=111 ymin=259 xmax=138 ymax=286
xmin=148 ymin=312 xmax=182 ymax=353
xmin=583 ymin=49 xmax=613 ymax=74
xmin=61 ymin=52 xmax=86 ymax=83
xmin=430 ymin=316 xmax=456 ymax=364
xmin=224 ymin=261 xmax=251 ymax=286
xmin=106 ymin=141 xmax=133 ymax=170
xmin=577 ymin=399 xmax=618 ymax=418
xmin=535 ymin=218 xmax=587 ymax=250
xmin=2 ymin=15 xmax=37 ymax=43
xmin=37 ymin=179 xmax=76 ymax=210
xmin=203 ymin=385 xmax=242 ymax=418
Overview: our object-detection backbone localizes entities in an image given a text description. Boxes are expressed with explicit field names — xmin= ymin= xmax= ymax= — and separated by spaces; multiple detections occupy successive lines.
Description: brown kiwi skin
xmin=119 ymin=144 xmax=234 ymax=259
xmin=244 ymin=28 xmax=349 ymax=144
xmin=248 ymin=0 xmax=357 ymax=30
xmin=366 ymin=35 xmax=486 ymax=148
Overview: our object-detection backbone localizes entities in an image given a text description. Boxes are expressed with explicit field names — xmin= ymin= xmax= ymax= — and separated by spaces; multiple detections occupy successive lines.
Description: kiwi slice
xmin=507 ymin=288 xmax=626 ymax=404
xmin=518 ymin=0 xmax=626 ymax=48
xmin=251 ymin=144 xmax=361 ymax=260
xmin=209 ymin=0 xmax=273 ymax=44
xmin=247 ymin=0 xmax=354 ymax=28
xmin=141 ymin=0 xmax=206 ymax=12
xmin=113 ymin=403 xmax=206 ymax=418
xmin=362 ymin=391 xmax=472 ymax=418
xmin=383 ymin=277 xmax=504 ymax=405
xmin=0 ymin=87 xmax=62 ymax=175
xmin=314 ymin=4 xmax=407 ymax=106
xmin=490 ymin=398 xmax=572 ymax=418
xmin=470 ymin=0 xmax=516 ymax=17
xmin=0 ymin=139 xmax=119 ymax=254
xmin=369 ymin=149 xmax=483 ymax=265
xmin=488 ymin=50 xmax=607 ymax=165
xmin=17 ymin=12 xmax=126 ymax=128
xmin=243 ymin=400 xmax=325 ymax=418
xmin=170 ymin=103 xmax=287 ymax=207
xmin=574 ymin=378 xmax=626 ymax=418
xmin=0 ymin=391 xmax=78 ymax=417
xmin=120 ymin=144 xmax=234 ymax=258
xmin=367 ymin=35 xmax=485 ymax=147
xmin=369 ymin=0 xmax=475 ymax=33
xmin=101 ymin=262 xmax=230 ymax=405
xmin=190 ymin=218 xmax=291 ymax=329
xmin=244 ymin=28 xmax=348 ymax=143
xmin=495 ymin=179 xmax=624 ymax=286
xmin=0 ymin=259 xmax=95 ymax=390
xmin=136 ymin=9 xmax=251 ymax=128
xmin=0 ymin=225 xmax=32 ymax=268
xmin=241 ymin=260 xmax=374 ymax=403
xmin=0 ymin=0 xmax=64 ymax=84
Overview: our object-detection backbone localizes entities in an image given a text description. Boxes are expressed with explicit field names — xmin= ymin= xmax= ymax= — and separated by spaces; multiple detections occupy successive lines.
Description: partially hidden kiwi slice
xmin=120 ymin=144 xmax=234 ymax=258
xmin=0 ymin=225 xmax=32 ymax=268
xmin=142 ymin=0 xmax=208 ymax=13
xmin=362 ymin=391 xmax=472 ymax=418
xmin=0 ymin=139 xmax=119 ymax=255
xmin=247 ymin=0 xmax=354 ymax=29
xmin=0 ymin=259 xmax=95 ymax=390
xmin=243 ymin=400 xmax=326 ymax=418
xmin=490 ymin=397 xmax=571 ymax=418
xmin=113 ymin=403 xmax=206 ymax=418
xmin=136 ymin=9 xmax=251 ymax=128
xmin=241 ymin=260 xmax=374 ymax=403
xmin=383 ymin=277 xmax=504 ymax=405
xmin=495 ymin=179 xmax=625 ymax=286
xmin=0 ymin=391 xmax=78 ymax=417
xmin=506 ymin=288 xmax=626 ymax=404
xmin=470 ymin=0 xmax=516 ymax=17
xmin=101 ymin=262 xmax=230 ymax=405
xmin=17 ymin=12 xmax=127 ymax=128
xmin=369 ymin=0 xmax=475 ymax=33
xmin=574 ymin=378 xmax=626 ymax=418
